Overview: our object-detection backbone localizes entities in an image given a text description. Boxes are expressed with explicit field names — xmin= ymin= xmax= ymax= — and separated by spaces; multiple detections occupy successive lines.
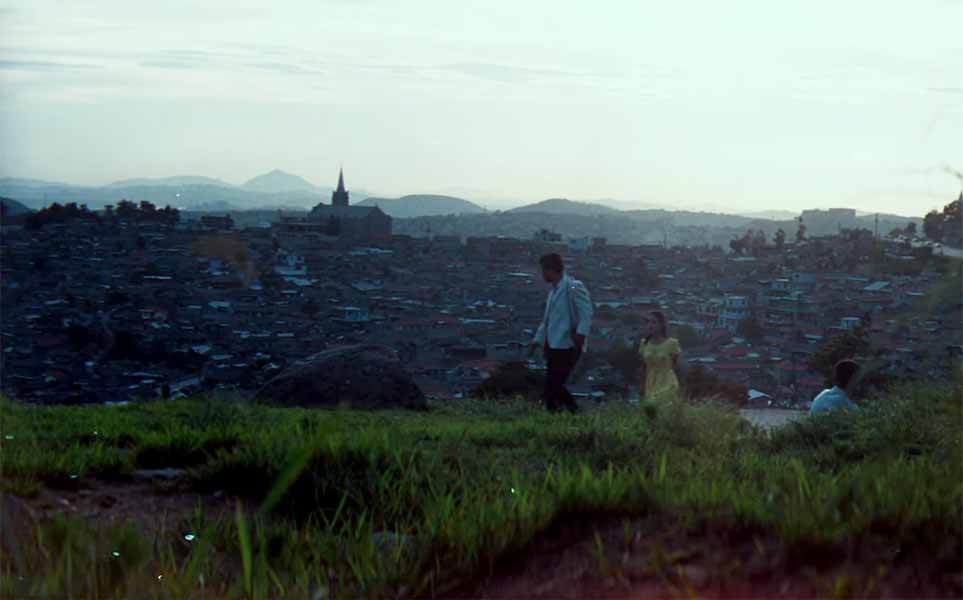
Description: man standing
xmin=529 ymin=253 xmax=593 ymax=413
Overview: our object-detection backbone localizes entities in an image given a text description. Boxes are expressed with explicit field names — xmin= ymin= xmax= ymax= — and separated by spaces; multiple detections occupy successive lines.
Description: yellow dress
xmin=641 ymin=337 xmax=681 ymax=402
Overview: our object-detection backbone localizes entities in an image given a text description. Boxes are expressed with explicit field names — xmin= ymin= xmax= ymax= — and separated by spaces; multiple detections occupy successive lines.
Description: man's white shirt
xmin=533 ymin=274 xmax=593 ymax=350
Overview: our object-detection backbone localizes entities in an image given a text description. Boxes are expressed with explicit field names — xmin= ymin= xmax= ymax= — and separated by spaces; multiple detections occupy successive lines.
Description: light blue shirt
xmin=810 ymin=386 xmax=859 ymax=414
xmin=533 ymin=274 xmax=593 ymax=350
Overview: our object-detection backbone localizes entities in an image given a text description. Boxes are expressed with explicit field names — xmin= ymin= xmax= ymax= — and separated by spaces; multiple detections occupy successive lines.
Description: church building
xmin=276 ymin=169 xmax=391 ymax=242
xmin=309 ymin=169 xmax=391 ymax=242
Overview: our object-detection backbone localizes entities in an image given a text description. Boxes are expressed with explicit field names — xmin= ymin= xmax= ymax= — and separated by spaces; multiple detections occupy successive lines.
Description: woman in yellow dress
xmin=638 ymin=311 xmax=682 ymax=402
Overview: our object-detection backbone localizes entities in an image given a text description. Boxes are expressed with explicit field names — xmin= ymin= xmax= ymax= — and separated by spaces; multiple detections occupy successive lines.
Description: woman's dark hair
xmin=833 ymin=359 xmax=860 ymax=389
xmin=644 ymin=310 xmax=668 ymax=345
xmin=539 ymin=253 xmax=564 ymax=273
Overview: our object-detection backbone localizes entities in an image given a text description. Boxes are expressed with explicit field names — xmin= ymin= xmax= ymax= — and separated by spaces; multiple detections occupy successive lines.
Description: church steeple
xmin=332 ymin=168 xmax=349 ymax=207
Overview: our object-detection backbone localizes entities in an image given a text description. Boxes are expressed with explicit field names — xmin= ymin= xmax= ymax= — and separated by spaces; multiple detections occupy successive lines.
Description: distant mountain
xmin=242 ymin=169 xmax=320 ymax=194
xmin=855 ymin=212 xmax=920 ymax=223
xmin=739 ymin=209 xmax=799 ymax=220
xmin=0 ymin=197 xmax=32 ymax=215
xmin=508 ymin=198 xmax=622 ymax=217
xmin=108 ymin=176 xmax=235 ymax=189
xmin=622 ymin=208 xmax=761 ymax=228
xmin=856 ymin=210 xmax=922 ymax=222
xmin=0 ymin=177 xmax=70 ymax=189
xmin=356 ymin=194 xmax=486 ymax=218
xmin=0 ymin=181 xmax=323 ymax=211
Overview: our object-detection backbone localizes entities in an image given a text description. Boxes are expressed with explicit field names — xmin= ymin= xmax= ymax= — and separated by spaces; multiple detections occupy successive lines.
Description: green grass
xmin=1 ymin=385 xmax=960 ymax=598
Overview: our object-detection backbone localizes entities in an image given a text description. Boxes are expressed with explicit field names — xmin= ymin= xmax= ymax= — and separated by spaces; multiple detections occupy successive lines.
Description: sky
xmin=0 ymin=0 xmax=961 ymax=215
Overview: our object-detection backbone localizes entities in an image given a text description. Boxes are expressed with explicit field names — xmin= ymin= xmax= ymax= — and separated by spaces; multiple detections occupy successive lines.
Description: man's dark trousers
xmin=544 ymin=345 xmax=581 ymax=413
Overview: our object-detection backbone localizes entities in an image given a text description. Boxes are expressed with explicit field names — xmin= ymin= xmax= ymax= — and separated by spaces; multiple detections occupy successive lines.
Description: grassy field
xmin=1 ymin=384 xmax=961 ymax=598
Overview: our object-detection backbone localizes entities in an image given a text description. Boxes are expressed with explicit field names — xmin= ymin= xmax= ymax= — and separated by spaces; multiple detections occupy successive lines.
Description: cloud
xmin=440 ymin=62 xmax=601 ymax=83
xmin=0 ymin=59 xmax=99 ymax=70
xmin=138 ymin=49 xmax=227 ymax=69
xmin=247 ymin=62 xmax=324 ymax=76
xmin=139 ymin=60 xmax=201 ymax=70
xmin=138 ymin=49 xmax=328 ymax=76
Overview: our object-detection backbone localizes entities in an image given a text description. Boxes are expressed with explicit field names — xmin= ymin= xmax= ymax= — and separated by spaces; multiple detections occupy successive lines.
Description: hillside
xmin=107 ymin=176 xmax=235 ymax=189
xmin=0 ymin=177 xmax=70 ymax=189
xmin=2 ymin=384 xmax=959 ymax=598
xmin=0 ymin=197 xmax=32 ymax=216
xmin=394 ymin=209 xmax=782 ymax=247
xmin=357 ymin=194 xmax=486 ymax=217
xmin=509 ymin=198 xmax=622 ymax=216
xmin=855 ymin=212 xmax=922 ymax=231
xmin=739 ymin=209 xmax=799 ymax=220
xmin=0 ymin=181 xmax=325 ymax=211
xmin=242 ymin=169 xmax=321 ymax=194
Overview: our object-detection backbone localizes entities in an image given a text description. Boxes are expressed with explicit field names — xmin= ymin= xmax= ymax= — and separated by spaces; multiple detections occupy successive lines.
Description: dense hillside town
xmin=2 ymin=184 xmax=958 ymax=409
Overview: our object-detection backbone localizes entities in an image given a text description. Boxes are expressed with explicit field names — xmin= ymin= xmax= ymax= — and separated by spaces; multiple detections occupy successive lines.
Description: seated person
xmin=810 ymin=359 xmax=861 ymax=414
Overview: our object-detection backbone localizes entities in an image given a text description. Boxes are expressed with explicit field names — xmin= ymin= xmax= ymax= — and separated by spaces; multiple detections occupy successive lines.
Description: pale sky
xmin=1 ymin=0 xmax=960 ymax=215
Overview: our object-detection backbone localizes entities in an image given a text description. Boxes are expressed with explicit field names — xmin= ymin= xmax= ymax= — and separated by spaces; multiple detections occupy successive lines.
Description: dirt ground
xmin=7 ymin=480 xmax=236 ymax=536
xmin=7 ymin=476 xmax=961 ymax=599
xmin=463 ymin=516 xmax=962 ymax=599
xmin=6 ymin=407 xmax=956 ymax=599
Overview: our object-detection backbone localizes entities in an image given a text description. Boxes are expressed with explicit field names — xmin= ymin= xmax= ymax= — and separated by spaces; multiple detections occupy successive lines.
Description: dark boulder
xmin=256 ymin=344 xmax=427 ymax=410
xmin=473 ymin=361 xmax=544 ymax=400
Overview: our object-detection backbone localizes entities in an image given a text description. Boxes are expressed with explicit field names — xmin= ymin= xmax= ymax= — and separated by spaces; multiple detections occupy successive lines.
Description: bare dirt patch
xmin=464 ymin=515 xmax=962 ymax=599
xmin=17 ymin=480 xmax=238 ymax=534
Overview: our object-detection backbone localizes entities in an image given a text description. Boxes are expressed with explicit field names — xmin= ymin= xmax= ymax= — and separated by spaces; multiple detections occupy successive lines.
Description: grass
xmin=1 ymin=384 xmax=961 ymax=598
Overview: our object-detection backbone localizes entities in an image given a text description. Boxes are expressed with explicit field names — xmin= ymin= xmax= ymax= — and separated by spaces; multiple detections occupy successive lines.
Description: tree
xmin=796 ymin=220 xmax=807 ymax=243
xmin=923 ymin=210 xmax=943 ymax=242
xmin=807 ymin=328 xmax=871 ymax=387
xmin=736 ymin=317 xmax=764 ymax=343
xmin=774 ymin=228 xmax=786 ymax=249
xmin=904 ymin=222 xmax=917 ymax=237
xmin=752 ymin=229 xmax=767 ymax=253
xmin=729 ymin=230 xmax=756 ymax=255
xmin=116 ymin=199 xmax=137 ymax=219
xmin=942 ymin=197 xmax=962 ymax=248
xmin=888 ymin=227 xmax=903 ymax=238
xmin=681 ymin=363 xmax=747 ymax=407
xmin=674 ymin=324 xmax=703 ymax=349
xmin=158 ymin=205 xmax=180 ymax=226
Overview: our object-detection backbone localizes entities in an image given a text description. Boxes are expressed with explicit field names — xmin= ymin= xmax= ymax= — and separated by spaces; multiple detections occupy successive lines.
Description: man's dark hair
xmin=833 ymin=359 xmax=859 ymax=389
xmin=539 ymin=253 xmax=564 ymax=273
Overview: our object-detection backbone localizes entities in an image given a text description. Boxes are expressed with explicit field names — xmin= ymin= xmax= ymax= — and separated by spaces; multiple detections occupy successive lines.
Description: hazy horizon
xmin=1 ymin=0 xmax=961 ymax=215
